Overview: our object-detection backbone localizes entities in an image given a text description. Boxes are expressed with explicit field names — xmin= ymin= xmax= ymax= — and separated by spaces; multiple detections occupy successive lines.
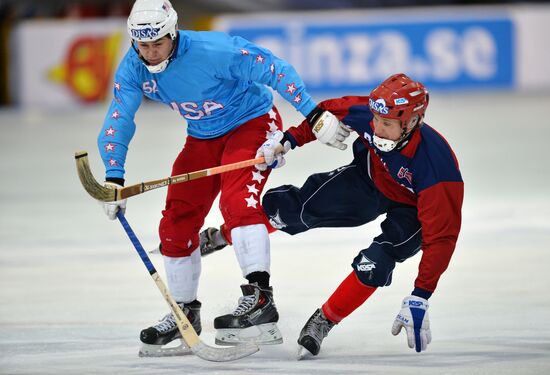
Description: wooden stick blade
xmin=155 ymin=273 xmax=259 ymax=361
xmin=118 ymin=212 xmax=259 ymax=362
xmin=75 ymin=151 xmax=117 ymax=202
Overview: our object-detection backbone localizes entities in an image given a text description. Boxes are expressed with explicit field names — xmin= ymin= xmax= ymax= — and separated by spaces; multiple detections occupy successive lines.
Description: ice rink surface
xmin=1 ymin=91 xmax=549 ymax=374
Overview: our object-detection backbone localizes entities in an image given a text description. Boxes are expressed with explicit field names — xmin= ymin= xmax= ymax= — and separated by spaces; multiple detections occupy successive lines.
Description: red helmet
xmin=369 ymin=73 xmax=429 ymax=129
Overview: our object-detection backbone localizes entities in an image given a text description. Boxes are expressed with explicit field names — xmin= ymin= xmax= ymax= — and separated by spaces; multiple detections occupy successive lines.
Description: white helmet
xmin=128 ymin=0 xmax=178 ymax=42
xmin=127 ymin=0 xmax=178 ymax=73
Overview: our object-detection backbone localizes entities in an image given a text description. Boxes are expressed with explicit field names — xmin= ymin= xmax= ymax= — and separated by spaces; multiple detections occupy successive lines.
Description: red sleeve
xmin=415 ymin=181 xmax=464 ymax=292
xmin=286 ymin=96 xmax=369 ymax=146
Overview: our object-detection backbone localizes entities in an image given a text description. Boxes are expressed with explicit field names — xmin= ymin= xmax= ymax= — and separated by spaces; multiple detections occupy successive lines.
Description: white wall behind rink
xmin=513 ymin=5 xmax=550 ymax=90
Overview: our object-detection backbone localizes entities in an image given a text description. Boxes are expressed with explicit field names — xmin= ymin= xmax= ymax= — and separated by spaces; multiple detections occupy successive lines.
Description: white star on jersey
xmin=252 ymin=170 xmax=265 ymax=183
xmin=245 ymin=195 xmax=258 ymax=208
xmin=268 ymin=120 xmax=278 ymax=132
xmin=247 ymin=184 xmax=259 ymax=195
xmin=105 ymin=126 xmax=117 ymax=136
xmin=286 ymin=83 xmax=297 ymax=95
xmin=268 ymin=109 xmax=277 ymax=119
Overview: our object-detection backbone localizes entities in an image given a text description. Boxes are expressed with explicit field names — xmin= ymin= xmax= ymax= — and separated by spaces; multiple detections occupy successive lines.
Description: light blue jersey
xmin=98 ymin=30 xmax=317 ymax=179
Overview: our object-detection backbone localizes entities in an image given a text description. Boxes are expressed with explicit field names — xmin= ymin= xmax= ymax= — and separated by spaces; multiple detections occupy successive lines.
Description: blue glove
xmin=391 ymin=295 xmax=431 ymax=353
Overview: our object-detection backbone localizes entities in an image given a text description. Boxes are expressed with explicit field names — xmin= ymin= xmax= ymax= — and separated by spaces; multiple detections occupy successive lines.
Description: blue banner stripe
xmin=224 ymin=16 xmax=514 ymax=92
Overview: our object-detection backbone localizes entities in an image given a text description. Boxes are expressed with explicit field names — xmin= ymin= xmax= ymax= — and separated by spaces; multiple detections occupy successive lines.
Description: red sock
xmin=322 ymin=271 xmax=377 ymax=323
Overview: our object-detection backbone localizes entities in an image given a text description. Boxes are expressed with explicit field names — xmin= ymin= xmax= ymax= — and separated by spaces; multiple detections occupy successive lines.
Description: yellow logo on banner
xmin=48 ymin=32 xmax=122 ymax=103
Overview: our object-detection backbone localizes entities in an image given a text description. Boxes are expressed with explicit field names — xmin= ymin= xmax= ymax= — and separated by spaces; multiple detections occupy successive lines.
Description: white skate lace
xmin=153 ymin=312 xmax=177 ymax=333
xmin=232 ymin=295 xmax=257 ymax=316
xmin=305 ymin=311 xmax=332 ymax=341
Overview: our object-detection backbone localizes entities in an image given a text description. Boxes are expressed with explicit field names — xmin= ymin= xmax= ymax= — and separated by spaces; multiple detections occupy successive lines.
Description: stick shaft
xmin=117 ymin=211 xmax=156 ymax=274
xmin=121 ymin=156 xmax=265 ymax=199
xmin=115 ymin=212 xmax=260 ymax=361
xmin=117 ymin=212 xmax=200 ymax=347
xmin=75 ymin=151 xmax=264 ymax=202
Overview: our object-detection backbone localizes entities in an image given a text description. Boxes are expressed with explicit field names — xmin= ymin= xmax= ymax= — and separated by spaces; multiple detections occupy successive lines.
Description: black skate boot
xmin=297 ymin=308 xmax=336 ymax=359
xmin=214 ymin=283 xmax=282 ymax=345
xmin=199 ymin=227 xmax=228 ymax=256
xmin=138 ymin=300 xmax=201 ymax=357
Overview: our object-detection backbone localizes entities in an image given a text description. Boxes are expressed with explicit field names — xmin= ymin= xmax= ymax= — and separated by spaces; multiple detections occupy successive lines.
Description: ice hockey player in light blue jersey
xmin=96 ymin=0 xmax=350 ymax=357
xmin=100 ymin=23 xmax=320 ymax=173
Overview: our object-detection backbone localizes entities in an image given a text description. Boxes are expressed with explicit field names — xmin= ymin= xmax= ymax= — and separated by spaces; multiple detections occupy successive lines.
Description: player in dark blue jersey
xmin=97 ymin=0 xmax=350 ymax=356
xmin=202 ymin=73 xmax=463 ymax=358
xmin=256 ymin=73 xmax=464 ymax=358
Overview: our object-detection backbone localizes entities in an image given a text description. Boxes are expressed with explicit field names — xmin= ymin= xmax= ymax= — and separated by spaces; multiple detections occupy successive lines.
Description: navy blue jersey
xmin=285 ymin=96 xmax=463 ymax=292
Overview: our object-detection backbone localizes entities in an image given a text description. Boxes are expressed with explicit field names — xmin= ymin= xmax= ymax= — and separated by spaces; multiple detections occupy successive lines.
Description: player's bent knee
xmin=262 ymin=186 xmax=309 ymax=235
xmin=351 ymin=248 xmax=396 ymax=287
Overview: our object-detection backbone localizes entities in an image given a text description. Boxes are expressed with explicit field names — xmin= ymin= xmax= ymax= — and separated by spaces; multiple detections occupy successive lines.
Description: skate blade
xmin=138 ymin=341 xmax=192 ymax=357
xmin=215 ymin=323 xmax=283 ymax=346
xmin=296 ymin=345 xmax=312 ymax=360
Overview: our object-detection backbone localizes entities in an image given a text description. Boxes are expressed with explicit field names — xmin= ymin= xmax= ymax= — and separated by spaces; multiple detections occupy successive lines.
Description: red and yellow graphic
xmin=48 ymin=32 xmax=122 ymax=103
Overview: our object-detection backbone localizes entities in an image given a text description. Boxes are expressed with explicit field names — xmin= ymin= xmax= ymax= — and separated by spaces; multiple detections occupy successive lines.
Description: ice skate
xmin=214 ymin=283 xmax=282 ymax=346
xmin=138 ymin=300 xmax=202 ymax=357
xmin=296 ymin=308 xmax=335 ymax=360
xmin=199 ymin=227 xmax=228 ymax=256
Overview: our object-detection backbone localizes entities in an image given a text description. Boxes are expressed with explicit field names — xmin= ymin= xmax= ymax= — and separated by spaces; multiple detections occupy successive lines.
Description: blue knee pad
xmin=352 ymin=247 xmax=396 ymax=287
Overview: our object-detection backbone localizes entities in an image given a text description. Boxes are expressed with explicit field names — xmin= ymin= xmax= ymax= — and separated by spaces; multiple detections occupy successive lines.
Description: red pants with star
xmin=159 ymin=107 xmax=282 ymax=257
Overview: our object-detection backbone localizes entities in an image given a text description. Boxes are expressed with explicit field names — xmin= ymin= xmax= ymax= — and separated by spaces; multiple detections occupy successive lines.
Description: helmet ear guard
xmin=405 ymin=114 xmax=420 ymax=132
